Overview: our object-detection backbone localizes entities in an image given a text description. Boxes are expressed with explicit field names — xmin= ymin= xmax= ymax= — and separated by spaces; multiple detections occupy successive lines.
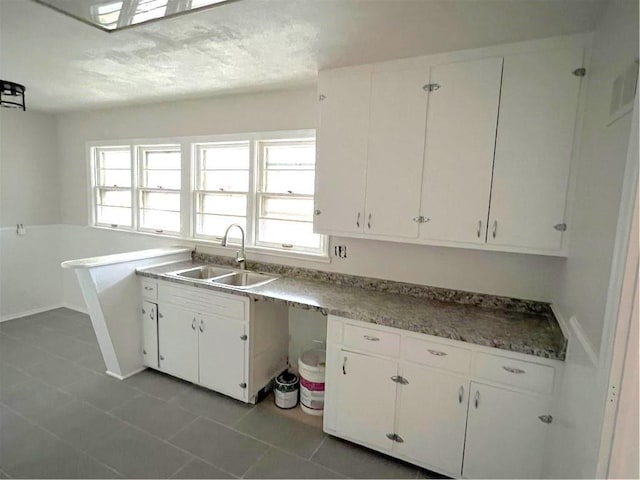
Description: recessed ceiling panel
xmin=33 ymin=0 xmax=235 ymax=32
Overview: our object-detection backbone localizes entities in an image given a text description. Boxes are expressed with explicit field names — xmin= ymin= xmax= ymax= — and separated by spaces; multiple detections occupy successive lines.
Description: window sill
xmin=89 ymin=225 xmax=331 ymax=264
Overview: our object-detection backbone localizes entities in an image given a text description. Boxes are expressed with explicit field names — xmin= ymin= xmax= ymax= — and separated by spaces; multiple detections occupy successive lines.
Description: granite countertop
xmin=137 ymin=259 xmax=566 ymax=361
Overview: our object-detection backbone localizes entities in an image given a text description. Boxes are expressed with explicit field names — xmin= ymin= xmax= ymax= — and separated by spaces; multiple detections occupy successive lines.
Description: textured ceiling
xmin=0 ymin=0 xmax=605 ymax=112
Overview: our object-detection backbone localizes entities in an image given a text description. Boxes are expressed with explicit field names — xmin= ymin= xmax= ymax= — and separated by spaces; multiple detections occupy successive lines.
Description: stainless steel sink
xmin=211 ymin=272 xmax=278 ymax=289
xmin=169 ymin=266 xmax=235 ymax=280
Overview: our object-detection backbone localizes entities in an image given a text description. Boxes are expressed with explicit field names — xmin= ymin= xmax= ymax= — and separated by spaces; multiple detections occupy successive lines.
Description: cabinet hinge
xmin=572 ymin=68 xmax=586 ymax=77
xmin=239 ymin=382 xmax=247 ymax=389
xmin=319 ymin=94 xmax=326 ymax=101
xmin=385 ymin=433 xmax=405 ymax=443
xmin=422 ymin=83 xmax=440 ymax=92
xmin=538 ymin=415 xmax=553 ymax=424
xmin=240 ymin=334 xmax=248 ymax=341
xmin=390 ymin=375 xmax=409 ymax=385
xmin=412 ymin=216 xmax=430 ymax=224
xmin=554 ymin=223 xmax=567 ymax=232
xmin=314 ymin=209 xmax=322 ymax=216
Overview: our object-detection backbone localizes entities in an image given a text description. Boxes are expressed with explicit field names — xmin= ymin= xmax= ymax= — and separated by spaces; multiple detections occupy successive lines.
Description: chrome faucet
xmin=221 ymin=224 xmax=246 ymax=270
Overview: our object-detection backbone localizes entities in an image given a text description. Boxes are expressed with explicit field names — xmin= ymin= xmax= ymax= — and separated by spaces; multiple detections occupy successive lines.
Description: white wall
xmin=0 ymin=109 xmax=61 ymax=227
xmin=0 ymin=109 xmax=63 ymax=319
xmin=546 ymin=0 xmax=638 ymax=477
xmin=56 ymin=86 xmax=564 ymax=303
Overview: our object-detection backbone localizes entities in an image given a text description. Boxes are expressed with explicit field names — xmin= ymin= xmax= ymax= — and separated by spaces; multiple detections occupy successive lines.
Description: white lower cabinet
xmin=140 ymin=279 xmax=288 ymax=403
xmin=324 ymin=316 xmax=559 ymax=479
xmin=335 ymin=350 xmax=398 ymax=451
xmin=395 ymin=364 xmax=468 ymax=474
xmin=198 ymin=313 xmax=247 ymax=400
xmin=141 ymin=300 xmax=159 ymax=369
xmin=462 ymin=382 xmax=550 ymax=479
xmin=157 ymin=303 xmax=199 ymax=384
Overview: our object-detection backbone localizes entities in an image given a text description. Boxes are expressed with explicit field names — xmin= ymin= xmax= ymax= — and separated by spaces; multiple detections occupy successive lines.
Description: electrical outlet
xmin=333 ymin=245 xmax=347 ymax=259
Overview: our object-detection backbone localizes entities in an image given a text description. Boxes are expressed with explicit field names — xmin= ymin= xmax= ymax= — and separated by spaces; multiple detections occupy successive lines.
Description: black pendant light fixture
xmin=1 ymin=80 xmax=26 ymax=111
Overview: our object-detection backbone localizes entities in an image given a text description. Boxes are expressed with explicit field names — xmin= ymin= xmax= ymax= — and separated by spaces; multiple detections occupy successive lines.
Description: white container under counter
xmin=61 ymin=246 xmax=192 ymax=379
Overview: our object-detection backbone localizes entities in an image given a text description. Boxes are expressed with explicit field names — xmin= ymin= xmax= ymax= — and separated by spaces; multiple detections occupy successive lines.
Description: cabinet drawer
xmin=343 ymin=324 xmax=400 ymax=357
xmin=403 ymin=337 xmax=471 ymax=374
xmin=141 ymin=280 xmax=157 ymax=300
xmin=473 ymin=352 xmax=555 ymax=394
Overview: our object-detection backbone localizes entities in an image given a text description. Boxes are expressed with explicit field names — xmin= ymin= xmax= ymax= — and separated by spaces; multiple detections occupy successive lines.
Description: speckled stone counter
xmin=137 ymin=258 xmax=566 ymax=361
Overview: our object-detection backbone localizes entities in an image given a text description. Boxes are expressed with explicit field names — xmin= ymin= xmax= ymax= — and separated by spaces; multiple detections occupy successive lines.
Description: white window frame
xmin=88 ymin=130 xmax=329 ymax=261
xmin=137 ymin=144 xmax=183 ymax=236
xmin=90 ymin=145 xmax=135 ymax=230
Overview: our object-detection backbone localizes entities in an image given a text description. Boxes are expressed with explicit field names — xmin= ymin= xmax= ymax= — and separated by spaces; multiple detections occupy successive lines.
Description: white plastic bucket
xmin=298 ymin=349 xmax=326 ymax=416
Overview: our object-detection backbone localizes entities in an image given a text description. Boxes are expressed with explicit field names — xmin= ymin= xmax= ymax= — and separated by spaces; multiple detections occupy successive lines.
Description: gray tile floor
xmin=0 ymin=308 xmax=446 ymax=479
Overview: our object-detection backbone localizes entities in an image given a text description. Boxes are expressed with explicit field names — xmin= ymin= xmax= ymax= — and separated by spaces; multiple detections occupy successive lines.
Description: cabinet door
xmin=420 ymin=57 xmax=503 ymax=244
xmin=395 ymin=364 xmax=468 ymax=475
xmin=141 ymin=300 xmax=158 ymax=369
xmin=335 ymin=350 xmax=398 ymax=451
xmin=365 ymin=68 xmax=429 ymax=238
xmin=314 ymin=69 xmax=370 ymax=234
xmin=463 ymin=383 xmax=551 ymax=479
xmin=157 ymin=304 xmax=198 ymax=383
xmin=197 ymin=313 xmax=247 ymax=401
xmin=488 ymin=48 xmax=583 ymax=250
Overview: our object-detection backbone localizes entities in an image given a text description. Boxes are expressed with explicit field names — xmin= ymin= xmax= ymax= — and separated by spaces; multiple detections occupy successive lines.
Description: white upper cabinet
xmin=314 ymin=38 xmax=585 ymax=256
xmin=314 ymin=69 xmax=370 ymax=234
xmin=488 ymin=48 xmax=583 ymax=250
xmin=364 ymin=68 xmax=429 ymax=238
xmin=419 ymin=57 xmax=503 ymax=244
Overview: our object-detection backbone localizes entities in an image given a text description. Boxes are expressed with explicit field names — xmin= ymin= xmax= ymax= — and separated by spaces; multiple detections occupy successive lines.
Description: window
xmin=256 ymin=140 xmax=320 ymax=252
xmin=194 ymin=142 xmax=249 ymax=238
xmin=92 ymin=146 xmax=133 ymax=227
xmin=138 ymin=145 xmax=181 ymax=234
xmin=89 ymin=131 xmax=326 ymax=258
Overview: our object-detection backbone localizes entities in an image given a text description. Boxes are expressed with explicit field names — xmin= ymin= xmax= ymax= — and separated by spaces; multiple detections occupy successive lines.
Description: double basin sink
xmin=167 ymin=265 xmax=278 ymax=290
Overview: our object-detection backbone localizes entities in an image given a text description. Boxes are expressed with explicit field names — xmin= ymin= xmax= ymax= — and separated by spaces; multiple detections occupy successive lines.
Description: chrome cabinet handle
xmin=199 ymin=319 xmax=204 ymax=332
xmin=342 ymin=356 xmax=347 ymax=375
xmin=477 ymin=220 xmax=482 ymax=238
xmin=149 ymin=308 xmax=155 ymax=320
xmin=390 ymin=375 xmax=409 ymax=385
xmin=192 ymin=318 xmax=196 ymax=330
xmin=503 ymin=366 xmax=526 ymax=374
xmin=143 ymin=349 xmax=147 ymax=355
xmin=474 ymin=390 xmax=480 ymax=408
xmin=363 ymin=335 xmax=380 ymax=341
xmin=142 ymin=308 xmax=146 ymax=315
xmin=240 ymin=334 xmax=248 ymax=341
xmin=160 ymin=355 xmax=165 ymax=361
xmin=458 ymin=385 xmax=464 ymax=403
xmin=367 ymin=213 xmax=372 ymax=229
xmin=427 ymin=349 xmax=447 ymax=356
xmin=144 ymin=286 xmax=153 ymax=291
xmin=492 ymin=220 xmax=498 ymax=239
xmin=239 ymin=382 xmax=247 ymax=389
xmin=356 ymin=212 xmax=361 ymax=228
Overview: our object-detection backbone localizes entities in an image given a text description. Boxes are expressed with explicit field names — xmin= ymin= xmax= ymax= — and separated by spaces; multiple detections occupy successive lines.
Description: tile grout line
xmin=307 ymin=433 xmax=328 ymax=460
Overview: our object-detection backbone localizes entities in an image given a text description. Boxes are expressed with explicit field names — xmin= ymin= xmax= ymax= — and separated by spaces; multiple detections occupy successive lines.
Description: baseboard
xmin=105 ymin=367 xmax=146 ymax=381
xmin=0 ymin=303 xmax=66 ymax=322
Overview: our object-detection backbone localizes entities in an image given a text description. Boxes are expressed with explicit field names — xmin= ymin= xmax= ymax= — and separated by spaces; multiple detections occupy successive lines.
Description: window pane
xmin=258 ymin=219 xmax=320 ymax=249
xmin=141 ymin=191 xmax=180 ymax=211
xmin=96 ymin=206 xmax=131 ymax=226
xmin=260 ymin=197 xmax=313 ymax=222
xmin=99 ymin=169 xmax=131 ymax=187
xmin=199 ymin=193 xmax=246 ymax=216
xmin=200 ymin=144 xmax=249 ymax=170
xmin=264 ymin=143 xmax=315 ymax=169
xmin=144 ymin=150 xmax=181 ymax=170
xmin=98 ymin=149 xmax=130 ymax=169
xmin=264 ymin=170 xmax=315 ymax=194
xmin=140 ymin=209 xmax=180 ymax=232
xmin=197 ymin=214 xmax=246 ymax=238
xmin=132 ymin=0 xmax=167 ymax=24
xmin=143 ymin=170 xmax=181 ymax=189
xmin=201 ymin=171 xmax=249 ymax=192
xmin=97 ymin=189 xmax=131 ymax=208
